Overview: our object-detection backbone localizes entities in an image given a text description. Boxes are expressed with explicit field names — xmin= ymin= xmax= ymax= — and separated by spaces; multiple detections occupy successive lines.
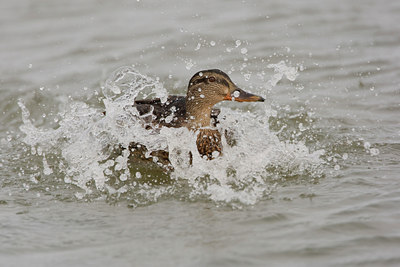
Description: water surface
xmin=1 ymin=0 xmax=400 ymax=266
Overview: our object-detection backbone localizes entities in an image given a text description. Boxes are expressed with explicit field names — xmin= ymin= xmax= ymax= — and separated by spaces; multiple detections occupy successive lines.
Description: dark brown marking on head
xmin=191 ymin=77 xmax=208 ymax=86
xmin=218 ymin=78 xmax=230 ymax=88
xmin=189 ymin=69 xmax=233 ymax=88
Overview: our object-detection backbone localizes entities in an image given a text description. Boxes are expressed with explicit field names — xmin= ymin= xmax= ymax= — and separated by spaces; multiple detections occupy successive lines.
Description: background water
xmin=1 ymin=0 xmax=400 ymax=266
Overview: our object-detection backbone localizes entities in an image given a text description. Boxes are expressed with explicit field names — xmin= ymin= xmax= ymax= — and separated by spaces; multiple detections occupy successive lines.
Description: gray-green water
xmin=1 ymin=0 xmax=400 ymax=266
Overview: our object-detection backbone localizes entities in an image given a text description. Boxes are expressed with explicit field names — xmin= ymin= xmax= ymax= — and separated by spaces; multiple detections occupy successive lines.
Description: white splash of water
xmin=18 ymin=64 xmax=325 ymax=206
xmin=267 ymin=61 xmax=299 ymax=88
xmin=19 ymin=67 xmax=169 ymax=194
xmin=164 ymin=107 xmax=324 ymax=204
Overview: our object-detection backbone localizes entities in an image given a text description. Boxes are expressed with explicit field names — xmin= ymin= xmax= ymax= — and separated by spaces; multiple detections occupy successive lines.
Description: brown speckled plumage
xmin=126 ymin=69 xmax=264 ymax=168
xmin=196 ymin=129 xmax=222 ymax=160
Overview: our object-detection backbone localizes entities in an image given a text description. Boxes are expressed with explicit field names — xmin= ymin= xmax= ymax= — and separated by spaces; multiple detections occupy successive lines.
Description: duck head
xmin=186 ymin=69 xmax=264 ymax=127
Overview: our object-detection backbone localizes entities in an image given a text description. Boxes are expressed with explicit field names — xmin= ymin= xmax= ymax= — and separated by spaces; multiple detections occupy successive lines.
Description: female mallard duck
xmin=129 ymin=69 xmax=264 ymax=166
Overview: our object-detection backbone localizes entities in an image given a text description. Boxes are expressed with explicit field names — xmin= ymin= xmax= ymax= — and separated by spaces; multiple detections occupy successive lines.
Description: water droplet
xmin=42 ymin=155 xmax=53 ymax=175
xmin=235 ymin=40 xmax=241 ymax=47
xmin=210 ymin=41 xmax=216 ymax=46
xmin=241 ymin=48 xmax=248 ymax=54
xmin=111 ymin=85 xmax=121 ymax=94
xmin=136 ymin=172 xmax=142 ymax=179
xmin=185 ymin=59 xmax=195 ymax=70
xmin=363 ymin=142 xmax=371 ymax=150
xmin=212 ymin=151 xmax=220 ymax=158
xmin=195 ymin=43 xmax=201 ymax=51
xmin=120 ymin=173 xmax=128 ymax=181
xmin=370 ymin=148 xmax=380 ymax=156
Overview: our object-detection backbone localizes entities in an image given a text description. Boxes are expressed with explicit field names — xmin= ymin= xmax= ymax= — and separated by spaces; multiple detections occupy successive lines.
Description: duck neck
xmin=185 ymin=98 xmax=214 ymax=128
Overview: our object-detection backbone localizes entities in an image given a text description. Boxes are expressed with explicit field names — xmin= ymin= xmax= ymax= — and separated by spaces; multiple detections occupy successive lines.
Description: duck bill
xmin=224 ymin=88 xmax=265 ymax=102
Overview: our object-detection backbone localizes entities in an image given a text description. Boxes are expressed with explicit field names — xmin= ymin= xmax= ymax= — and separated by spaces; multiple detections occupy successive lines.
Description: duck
xmin=128 ymin=69 xmax=264 ymax=167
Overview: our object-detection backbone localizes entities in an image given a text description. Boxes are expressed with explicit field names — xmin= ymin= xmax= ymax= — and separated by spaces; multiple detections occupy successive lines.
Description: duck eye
xmin=208 ymin=77 xmax=216 ymax=82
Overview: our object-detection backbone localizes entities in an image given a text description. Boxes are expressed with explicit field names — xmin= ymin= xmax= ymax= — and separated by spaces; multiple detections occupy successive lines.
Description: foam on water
xmin=18 ymin=63 xmax=326 ymax=206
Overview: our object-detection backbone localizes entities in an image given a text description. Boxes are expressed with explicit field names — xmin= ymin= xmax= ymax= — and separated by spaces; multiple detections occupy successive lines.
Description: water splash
xmin=18 ymin=64 xmax=326 ymax=207
xmin=267 ymin=60 xmax=299 ymax=87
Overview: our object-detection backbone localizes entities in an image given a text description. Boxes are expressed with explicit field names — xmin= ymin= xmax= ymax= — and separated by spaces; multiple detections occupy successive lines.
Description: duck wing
xmin=134 ymin=96 xmax=220 ymax=127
